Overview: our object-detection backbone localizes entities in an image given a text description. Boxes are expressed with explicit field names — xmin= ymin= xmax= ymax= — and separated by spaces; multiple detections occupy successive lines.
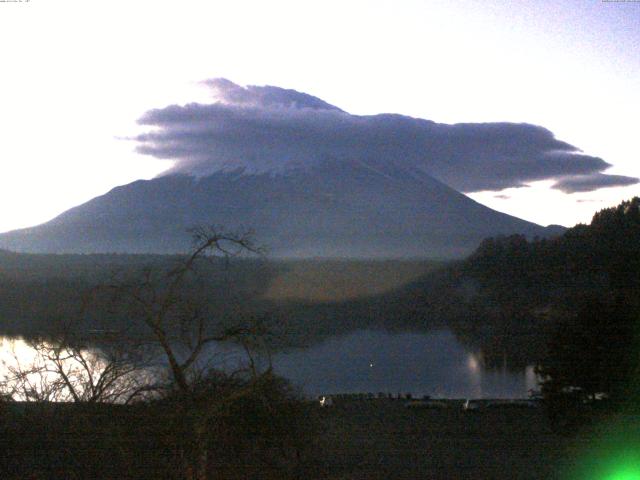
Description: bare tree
xmin=1 ymin=337 xmax=68 ymax=402
xmin=0 ymin=228 xmax=299 ymax=480
xmin=96 ymin=227 xmax=276 ymax=480
xmin=0 ymin=324 xmax=154 ymax=404
xmin=99 ymin=227 xmax=265 ymax=391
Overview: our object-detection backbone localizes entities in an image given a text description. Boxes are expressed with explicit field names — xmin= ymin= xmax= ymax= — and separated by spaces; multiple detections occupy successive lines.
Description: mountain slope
xmin=0 ymin=160 xmax=559 ymax=258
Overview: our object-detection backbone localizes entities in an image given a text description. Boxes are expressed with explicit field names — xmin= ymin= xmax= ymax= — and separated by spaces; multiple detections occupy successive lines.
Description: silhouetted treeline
xmin=0 ymin=252 xmax=279 ymax=338
xmin=436 ymin=198 xmax=640 ymax=412
xmin=0 ymin=251 xmax=440 ymax=347
xmin=465 ymin=196 xmax=640 ymax=301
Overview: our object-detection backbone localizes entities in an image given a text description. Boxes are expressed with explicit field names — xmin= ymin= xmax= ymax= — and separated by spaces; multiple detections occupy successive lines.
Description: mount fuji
xmin=0 ymin=160 xmax=559 ymax=258
xmin=3 ymin=79 xmax=609 ymax=258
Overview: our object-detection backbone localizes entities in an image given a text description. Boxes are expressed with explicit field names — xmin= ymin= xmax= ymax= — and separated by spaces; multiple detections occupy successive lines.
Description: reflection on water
xmin=0 ymin=336 xmax=95 ymax=401
xmin=0 ymin=336 xmax=150 ymax=402
xmin=270 ymin=330 xmax=538 ymax=398
xmin=0 ymin=329 xmax=539 ymax=400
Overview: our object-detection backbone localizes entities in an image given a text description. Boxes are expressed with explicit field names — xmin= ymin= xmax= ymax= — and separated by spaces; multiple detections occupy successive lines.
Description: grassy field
xmin=303 ymin=399 xmax=577 ymax=480
xmin=3 ymin=398 xmax=636 ymax=479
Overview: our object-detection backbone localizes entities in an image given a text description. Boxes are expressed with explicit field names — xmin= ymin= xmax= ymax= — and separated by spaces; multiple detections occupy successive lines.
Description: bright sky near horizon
xmin=0 ymin=0 xmax=638 ymax=233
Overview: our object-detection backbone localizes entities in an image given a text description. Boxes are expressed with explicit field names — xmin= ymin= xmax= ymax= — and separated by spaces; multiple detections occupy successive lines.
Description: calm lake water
xmin=270 ymin=329 xmax=537 ymax=399
xmin=1 ymin=329 xmax=538 ymax=400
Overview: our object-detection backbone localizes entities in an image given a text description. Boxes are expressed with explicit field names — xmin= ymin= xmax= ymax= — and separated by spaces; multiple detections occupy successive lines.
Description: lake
xmin=270 ymin=329 xmax=538 ymax=398
xmin=0 ymin=329 xmax=538 ymax=400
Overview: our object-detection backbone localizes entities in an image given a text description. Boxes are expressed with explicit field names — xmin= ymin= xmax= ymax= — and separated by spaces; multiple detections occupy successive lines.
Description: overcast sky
xmin=1 ymin=0 xmax=638 ymax=232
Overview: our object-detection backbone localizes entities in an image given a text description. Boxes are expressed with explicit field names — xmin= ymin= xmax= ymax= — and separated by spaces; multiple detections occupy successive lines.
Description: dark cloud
xmin=135 ymin=79 xmax=638 ymax=193
xmin=554 ymin=173 xmax=639 ymax=193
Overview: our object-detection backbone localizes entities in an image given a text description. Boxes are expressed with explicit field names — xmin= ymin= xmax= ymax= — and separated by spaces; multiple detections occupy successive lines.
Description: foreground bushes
xmin=0 ymin=373 xmax=316 ymax=480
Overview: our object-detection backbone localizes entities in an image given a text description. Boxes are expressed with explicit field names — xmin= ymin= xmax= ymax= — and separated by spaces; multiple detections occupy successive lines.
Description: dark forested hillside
xmin=466 ymin=196 xmax=640 ymax=300
xmin=0 ymin=252 xmax=278 ymax=338
xmin=0 ymin=252 xmax=439 ymax=342
xmin=428 ymin=198 xmax=640 ymax=406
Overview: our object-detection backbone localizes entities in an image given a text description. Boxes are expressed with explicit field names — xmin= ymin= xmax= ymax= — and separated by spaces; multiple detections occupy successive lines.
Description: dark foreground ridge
xmin=0 ymin=397 xmax=578 ymax=480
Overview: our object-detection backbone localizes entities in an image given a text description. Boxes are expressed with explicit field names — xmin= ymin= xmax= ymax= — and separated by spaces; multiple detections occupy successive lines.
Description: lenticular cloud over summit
xmin=1 ymin=79 xmax=588 ymax=256
xmin=135 ymin=79 xmax=637 ymax=194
